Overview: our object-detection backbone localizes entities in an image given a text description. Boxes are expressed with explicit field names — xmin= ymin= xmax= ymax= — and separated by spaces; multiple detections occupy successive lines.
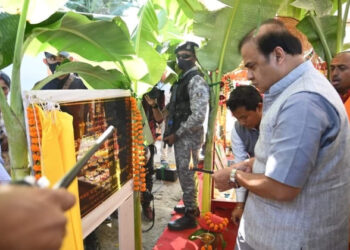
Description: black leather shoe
xmin=168 ymin=215 xmax=197 ymax=231
xmin=174 ymin=204 xmax=186 ymax=214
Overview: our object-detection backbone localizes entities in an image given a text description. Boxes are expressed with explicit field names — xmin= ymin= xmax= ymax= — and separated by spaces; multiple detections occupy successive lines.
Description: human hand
xmin=144 ymin=95 xmax=157 ymax=107
xmin=234 ymin=159 xmax=253 ymax=173
xmin=163 ymin=134 xmax=177 ymax=146
xmin=212 ymin=167 xmax=236 ymax=192
xmin=0 ymin=186 xmax=75 ymax=250
xmin=231 ymin=203 xmax=244 ymax=225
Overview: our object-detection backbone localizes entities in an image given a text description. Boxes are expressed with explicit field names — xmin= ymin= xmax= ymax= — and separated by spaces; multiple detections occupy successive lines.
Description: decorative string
xmin=26 ymin=94 xmax=61 ymax=178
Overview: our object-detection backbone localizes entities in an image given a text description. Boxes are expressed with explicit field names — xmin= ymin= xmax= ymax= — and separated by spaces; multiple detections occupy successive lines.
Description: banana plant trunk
xmin=0 ymin=0 xmax=30 ymax=180
xmin=134 ymin=192 xmax=142 ymax=250
xmin=201 ymin=72 xmax=220 ymax=213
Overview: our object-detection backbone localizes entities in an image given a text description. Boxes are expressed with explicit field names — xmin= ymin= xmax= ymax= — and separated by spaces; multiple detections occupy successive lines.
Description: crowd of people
xmin=0 ymin=17 xmax=349 ymax=250
xmin=213 ymin=19 xmax=350 ymax=249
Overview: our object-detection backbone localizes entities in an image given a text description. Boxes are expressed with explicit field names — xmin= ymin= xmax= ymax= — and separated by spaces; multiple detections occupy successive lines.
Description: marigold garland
xmin=130 ymin=97 xmax=146 ymax=192
xmin=198 ymin=212 xmax=229 ymax=233
xmin=201 ymin=245 xmax=212 ymax=250
xmin=26 ymin=105 xmax=42 ymax=180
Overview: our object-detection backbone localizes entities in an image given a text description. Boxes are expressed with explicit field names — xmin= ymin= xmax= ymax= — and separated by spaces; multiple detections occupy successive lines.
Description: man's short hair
xmin=175 ymin=41 xmax=199 ymax=55
xmin=226 ymin=85 xmax=262 ymax=112
xmin=0 ymin=71 xmax=10 ymax=87
xmin=238 ymin=19 xmax=302 ymax=58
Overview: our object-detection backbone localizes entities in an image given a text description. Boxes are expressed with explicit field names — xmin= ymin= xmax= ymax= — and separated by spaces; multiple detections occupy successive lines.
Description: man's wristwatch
xmin=230 ymin=169 xmax=240 ymax=187
xmin=151 ymin=103 xmax=158 ymax=109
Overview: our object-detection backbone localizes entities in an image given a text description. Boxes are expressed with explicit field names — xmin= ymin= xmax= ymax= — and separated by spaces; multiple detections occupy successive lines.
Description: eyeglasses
xmin=176 ymin=54 xmax=193 ymax=60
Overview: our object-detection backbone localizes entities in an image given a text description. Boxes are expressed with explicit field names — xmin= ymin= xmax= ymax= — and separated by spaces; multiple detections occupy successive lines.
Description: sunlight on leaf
xmin=291 ymin=0 xmax=332 ymax=16
xmin=0 ymin=0 xmax=68 ymax=24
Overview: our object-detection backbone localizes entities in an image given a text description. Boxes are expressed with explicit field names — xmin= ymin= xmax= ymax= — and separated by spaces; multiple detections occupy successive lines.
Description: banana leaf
xmin=153 ymin=0 xmax=202 ymax=36
xmin=297 ymin=15 xmax=338 ymax=59
xmin=132 ymin=0 xmax=166 ymax=85
xmin=0 ymin=13 xmax=18 ymax=69
xmin=290 ymin=0 xmax=332 ymax=16
xmin=194 ymin=0 xmax=282 ymax=75
xmin=277 ymin=0 xmax=306 ymax=20
xmin=293 ymin=0 xmax=350 ymax=62
xmin=176 ymin=0 xmax=205 ymax=19
xmin=0 ymin=11 xmax=70 ymax=69
xmin=32 ymin=61 xmax=130 ymax=90
xmin=25 ymin=12 xmax=135 ymax=62
xmin=0 ymin=0 xmax=68 ymax=24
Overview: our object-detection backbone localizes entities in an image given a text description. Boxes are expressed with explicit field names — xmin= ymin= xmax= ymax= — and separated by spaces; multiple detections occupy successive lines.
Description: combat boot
xmin=168 ymin=207 xmax=198 ymax=231
xmin=174 ymin=204 xmax=186 ymax=214
xmin=174 ymin=205 xmax=200 ymax=216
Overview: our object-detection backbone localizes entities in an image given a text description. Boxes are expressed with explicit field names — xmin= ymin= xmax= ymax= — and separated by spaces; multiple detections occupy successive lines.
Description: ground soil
xmin=95 ymin=177 xmax=181 ymax=250
xmin=95 ymin=142 xmax=181 ymax=250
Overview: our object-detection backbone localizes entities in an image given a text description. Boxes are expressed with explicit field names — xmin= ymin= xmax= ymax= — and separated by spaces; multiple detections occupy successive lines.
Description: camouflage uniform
xmin=173 ymin=69 xmax=209 ymax=209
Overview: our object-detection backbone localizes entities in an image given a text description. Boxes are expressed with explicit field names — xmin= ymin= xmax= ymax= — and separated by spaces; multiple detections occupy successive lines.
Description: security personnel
xmin=37 ymin=51 xmax=87 ymax=90
xmin=159 ymin=41 xmax=209 ymax=230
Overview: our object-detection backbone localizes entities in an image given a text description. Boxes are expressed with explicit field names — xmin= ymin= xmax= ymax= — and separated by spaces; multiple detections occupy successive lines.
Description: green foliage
xmin=286 ymin=0 xmax=350 ymax=77
xmin=33 ymin=61 xmax=129 ymax=89
xmin=176 ymin=0 xmax=205 ymax=19
xmin=132 ymin=0 xmax=166 ymax=84
xmin=27 ymin=12 xmax=135 ymax=62
xmin=153 ymin=0 xmax=200 ymax=36
xmin=291 ymin=0 xmax=333 ymax=16
xmin=278 ymin=0 xmax=306 ymax=20
xmin=194 ymin=0 xmax=282 ymax=76
xmin=297 ymin=15 xmax=338 ymax=58
xmin=65 ymin=0 xmax=140 ymax=16
xmin=0 ymin=13 xmax=18 ymax=69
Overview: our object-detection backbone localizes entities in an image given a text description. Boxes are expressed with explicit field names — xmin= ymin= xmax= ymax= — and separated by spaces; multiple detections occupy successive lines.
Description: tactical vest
xmin=167 ymin=69 xmax=201 ymax=134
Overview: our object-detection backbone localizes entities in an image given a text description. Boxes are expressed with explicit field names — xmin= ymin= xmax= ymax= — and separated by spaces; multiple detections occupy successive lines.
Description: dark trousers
xmin=141 ymin=144 xmax=155 ymax=208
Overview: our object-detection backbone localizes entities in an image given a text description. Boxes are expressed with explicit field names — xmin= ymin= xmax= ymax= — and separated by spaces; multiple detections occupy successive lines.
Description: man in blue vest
xmin=153 ymin=41 xmax=209 ymax=231
xmin=213 ymin=19 xmax=350 ymax=249
xmin=226 ymin=85 xmax=262 ymax=225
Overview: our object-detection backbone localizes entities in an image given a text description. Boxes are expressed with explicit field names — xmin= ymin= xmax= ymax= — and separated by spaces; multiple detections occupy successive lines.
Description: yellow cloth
xmin=38 ymin=107 xmax=83 ymax=250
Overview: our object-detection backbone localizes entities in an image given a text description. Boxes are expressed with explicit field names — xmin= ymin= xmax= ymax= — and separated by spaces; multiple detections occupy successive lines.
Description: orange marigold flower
xmin=198 ymin=212 xmax=229 ymax=233
xmin=32 ymin=154 xmax=40 ymax=161
xmin=33 ymin=164 xmax=41 ymax=171
xmin=31 ymin=138 xmax=39 ymax=144
xmin=31 ymin=145 xmax=40 ymax=152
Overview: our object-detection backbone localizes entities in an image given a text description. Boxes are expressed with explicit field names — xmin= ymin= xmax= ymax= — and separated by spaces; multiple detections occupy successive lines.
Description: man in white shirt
xmin=226 ymin=85 xmax=262 ymax=224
